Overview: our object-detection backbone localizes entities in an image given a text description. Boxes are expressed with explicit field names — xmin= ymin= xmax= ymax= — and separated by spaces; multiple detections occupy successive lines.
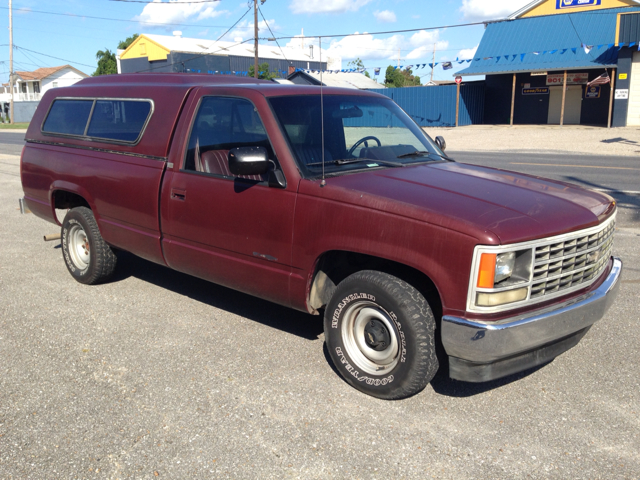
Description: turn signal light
xmin=477 ymin=253 xmax=496 ymax=288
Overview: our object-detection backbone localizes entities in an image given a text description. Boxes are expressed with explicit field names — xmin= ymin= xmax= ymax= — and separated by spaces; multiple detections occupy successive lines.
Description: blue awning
xmin=458 ymin=7 xmax=640 ymax=76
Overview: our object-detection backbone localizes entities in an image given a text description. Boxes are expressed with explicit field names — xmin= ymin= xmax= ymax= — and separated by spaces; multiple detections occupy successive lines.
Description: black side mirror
xmin=435 ymin=136 xmax=446 ymax=151
xmin=228 ymin=146 xmax=269 ymax=176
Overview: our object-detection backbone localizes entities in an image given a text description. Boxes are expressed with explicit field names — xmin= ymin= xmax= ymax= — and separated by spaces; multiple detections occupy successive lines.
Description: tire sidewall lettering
xmin=331 ymin=292 xmax=376 ymax=329
xmin=335 ymin=347 xmax=394 ymax=386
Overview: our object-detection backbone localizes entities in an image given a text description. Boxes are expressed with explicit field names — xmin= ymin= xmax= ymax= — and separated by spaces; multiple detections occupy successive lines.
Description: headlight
xmin=472 ymin=248 xmax=533 ymax=308
xmin=495 ymin=252 xmax=515 ymax=283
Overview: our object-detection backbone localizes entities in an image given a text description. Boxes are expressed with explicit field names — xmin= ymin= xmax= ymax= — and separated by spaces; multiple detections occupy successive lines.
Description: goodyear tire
xmin=61 ymin=207 xmax=117 ymax=285
xmin=324 ymin=271 xmax=438 ymax=400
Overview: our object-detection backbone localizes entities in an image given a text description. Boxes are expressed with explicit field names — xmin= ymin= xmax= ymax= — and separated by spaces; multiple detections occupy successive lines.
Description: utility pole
xmin=253 ymin=0 xmax=259 ymax=79
xmin=9 ymin=0 xmax=14 ymax=124
xmin=429 ymin=43 xmax=436 ymax=83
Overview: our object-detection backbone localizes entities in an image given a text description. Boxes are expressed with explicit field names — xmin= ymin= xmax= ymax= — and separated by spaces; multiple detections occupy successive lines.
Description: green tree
xmin=248 ymin=62 xmax=277 ymax=80
xmin=93 ymin=34 xmax=139 ymax=76
xmin=384 ymin=65 xmax=421 ymax=88
xmin=93 ymin=49 xmax=117 ymax=76
xmin=347 ymin=57 xmax=370 ymax=78
xmin=118 ymin=34 xmax=139 ymax=50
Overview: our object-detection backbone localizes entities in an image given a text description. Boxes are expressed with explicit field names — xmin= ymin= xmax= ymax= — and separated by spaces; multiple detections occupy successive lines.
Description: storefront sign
xmin=523 ymin=87 xmax=550 ymax=95
xmin=556 ymin=0 xmax=601 ymax=10
xmin=585 ymin=86 xmax=601 ymax=98
xmin=615 ymin=89 xmax=629 ymax=100
xmin=619 ymin=73 xmax=628 ymax=80
xmin=546 ymin=73 xmax=588 ymax=85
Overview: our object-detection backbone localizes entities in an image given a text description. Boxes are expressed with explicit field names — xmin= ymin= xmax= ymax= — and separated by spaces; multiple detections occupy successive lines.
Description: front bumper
xmin=442 ymin=257 xmax=622 ymax=382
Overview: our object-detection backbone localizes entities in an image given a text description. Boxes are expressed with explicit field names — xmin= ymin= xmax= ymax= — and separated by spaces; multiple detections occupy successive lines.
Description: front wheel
xmin=324 ymin=271 xmax=438 ymax=400
xmin=61 ymin=207 xmax=117 ymax=285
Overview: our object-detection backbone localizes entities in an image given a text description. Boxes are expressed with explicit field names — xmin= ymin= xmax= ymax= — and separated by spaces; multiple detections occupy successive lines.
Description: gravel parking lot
xmin=428 ymin=124 xmax=640 ymax=157
xmin=1 ymin=129 xmax=639 ymax=479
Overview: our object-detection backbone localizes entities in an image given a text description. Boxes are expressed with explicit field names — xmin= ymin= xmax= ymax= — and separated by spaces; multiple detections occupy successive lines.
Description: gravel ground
xmin=427 ymin=125 xmax=640 ymax=157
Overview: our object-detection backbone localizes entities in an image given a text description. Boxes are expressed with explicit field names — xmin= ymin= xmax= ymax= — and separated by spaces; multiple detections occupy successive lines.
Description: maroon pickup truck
xmin=20 ymin=74 xmax=622 ymax=399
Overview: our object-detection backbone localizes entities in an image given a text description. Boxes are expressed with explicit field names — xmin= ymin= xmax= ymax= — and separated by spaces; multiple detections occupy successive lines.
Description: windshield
xmin=268 ymin=94 xmax=447 ymax=177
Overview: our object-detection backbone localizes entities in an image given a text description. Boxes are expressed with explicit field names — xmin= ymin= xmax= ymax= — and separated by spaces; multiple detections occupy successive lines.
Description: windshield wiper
xmin=396 ymin=150 xmax=454 ymax=161
xmin=305 ymin=158 xmax=404 ymax=168
xmin=334 ymin=158 xmax=404 ymax=167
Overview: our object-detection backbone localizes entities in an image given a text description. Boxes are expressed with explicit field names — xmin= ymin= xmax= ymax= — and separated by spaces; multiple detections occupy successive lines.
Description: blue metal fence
xmin=369 ymin=81 xmax=485 ymax=127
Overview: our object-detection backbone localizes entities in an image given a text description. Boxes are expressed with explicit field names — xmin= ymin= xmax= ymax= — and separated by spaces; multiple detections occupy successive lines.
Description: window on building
xmin=42 ymin=99 xmax=93 ymax=136
xmin=52 ymin=82 xmax=58 ymax=88
xmin=20 ymin=83 xmax=27 ymax=93
xmin=86 ymin=100 xmax=153 ymax=142
xmin=33 ymin=82 xmax=40 ymax=94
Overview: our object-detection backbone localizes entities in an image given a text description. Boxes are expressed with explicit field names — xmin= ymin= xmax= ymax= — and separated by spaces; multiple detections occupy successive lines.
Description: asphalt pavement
xmin=1 ymin=133 xmax=639 ymax=479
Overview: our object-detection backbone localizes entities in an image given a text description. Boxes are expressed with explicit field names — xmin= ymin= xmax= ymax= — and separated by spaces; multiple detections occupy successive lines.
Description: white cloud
xmin=17 ymin=7 xmax=32 ymax=15
xmin=221 ymin=18 xmax=279 ymax=43
xmin=285 ymin=30 xmax=449 ymax=66
xmin=459 ymin=0 xmax=531 ymax=22
xmin=374 ymin=10 xmax=396 ymax=23
xmin=133 ymin=0 xmax=228 ymax=28
xmin=290 ymin=0 xmax=373 ymax=15
xmin=457 ymin=44 xmax=478 ymax=60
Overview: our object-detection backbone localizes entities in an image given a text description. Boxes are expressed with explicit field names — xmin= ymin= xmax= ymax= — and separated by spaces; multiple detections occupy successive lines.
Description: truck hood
xmin=318 ymin=161 xmax=615 ymax=245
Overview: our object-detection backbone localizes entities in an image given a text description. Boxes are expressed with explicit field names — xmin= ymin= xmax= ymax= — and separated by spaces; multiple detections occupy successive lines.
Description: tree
xmin=384 ymin=66 xmax=421 ymax=88
xmin=93 ymin=34 xmax=139 ymax=76
xmin=93 ymin=49 xmax=117 ymax=76
xmin=248 ymin=62 xmax=277 ymax=80
xmin=347 ymin=57 xmax=370 ymax=78
xmin=118 ymin=34 xmax=139 ymax=50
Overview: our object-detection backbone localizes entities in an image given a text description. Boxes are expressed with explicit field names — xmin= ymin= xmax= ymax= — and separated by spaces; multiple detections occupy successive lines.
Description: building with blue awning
xmin=458 ymin=0 xmax=640 ymax=127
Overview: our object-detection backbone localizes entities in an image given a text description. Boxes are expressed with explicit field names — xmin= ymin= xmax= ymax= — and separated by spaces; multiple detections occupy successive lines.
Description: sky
xmin=0 ymin=0 xmax=534 ymax=83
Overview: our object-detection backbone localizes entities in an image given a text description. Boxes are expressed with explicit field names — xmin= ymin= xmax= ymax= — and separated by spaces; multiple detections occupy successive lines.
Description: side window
xmin=184 ymin=97 xmax=274 ymax=180
xmin=86 ymin=100 xmax=152 ymax=142
xmin=42 ymin=99 xmax=93 ymax=136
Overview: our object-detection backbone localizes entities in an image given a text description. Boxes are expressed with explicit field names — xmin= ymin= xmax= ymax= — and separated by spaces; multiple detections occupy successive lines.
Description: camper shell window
xmin=42 ymin=97 xmax=154 ymax=144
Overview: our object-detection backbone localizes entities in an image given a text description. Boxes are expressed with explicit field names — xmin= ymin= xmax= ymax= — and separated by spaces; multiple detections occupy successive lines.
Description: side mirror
xmin=435 ymin=136 xmax=446 ymax=151
xmin=228 ymin=146 xmax=269 ymax=176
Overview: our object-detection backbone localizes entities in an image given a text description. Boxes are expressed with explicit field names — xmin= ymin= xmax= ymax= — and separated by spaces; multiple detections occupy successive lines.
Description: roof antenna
xmin=319 ymin=36 xmax=326 ymax=187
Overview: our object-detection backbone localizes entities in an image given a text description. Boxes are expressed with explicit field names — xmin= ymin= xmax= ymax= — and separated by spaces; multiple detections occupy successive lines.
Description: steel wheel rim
xmin=341 ymin=301 xmax=400 ymax=376
xmin=68 ymin=224 xmax=90 ymax=270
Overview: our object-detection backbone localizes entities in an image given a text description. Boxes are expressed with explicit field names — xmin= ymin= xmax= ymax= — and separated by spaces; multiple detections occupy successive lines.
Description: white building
xmin=1 ymin=65 xmax=88 ymax=103
xmin=1 ymin=65 xmax=88 ymax=123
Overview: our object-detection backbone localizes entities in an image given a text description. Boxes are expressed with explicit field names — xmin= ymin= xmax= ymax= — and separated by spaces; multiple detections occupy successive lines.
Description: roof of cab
xmin=73 ymin=73 xmax=384 ymax=98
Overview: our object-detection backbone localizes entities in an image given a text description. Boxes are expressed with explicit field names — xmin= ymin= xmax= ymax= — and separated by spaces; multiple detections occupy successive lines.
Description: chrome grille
xmin=530 ymin=220 xmax=615 ymax=299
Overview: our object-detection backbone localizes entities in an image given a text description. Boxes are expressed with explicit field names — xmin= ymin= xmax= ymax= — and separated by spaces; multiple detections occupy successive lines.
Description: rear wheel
xmin=61 ymin=207 xmax=117 ymax=285
xmin=324 ymin=270 xmax=438 ymax=400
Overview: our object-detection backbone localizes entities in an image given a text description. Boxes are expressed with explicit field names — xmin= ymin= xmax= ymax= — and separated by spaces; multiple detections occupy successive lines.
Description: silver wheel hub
xmin=68 ymin=224 xmax=90 ymax=270
xmin=341 ymin=302 xmax=400 ymax=376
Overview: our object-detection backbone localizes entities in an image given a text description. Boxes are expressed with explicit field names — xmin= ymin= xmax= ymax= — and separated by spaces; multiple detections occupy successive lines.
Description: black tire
xmin=324 ymin=271 xmax=438 ymax=400
xmin=61 ymin=207 xmax=117 ymax=285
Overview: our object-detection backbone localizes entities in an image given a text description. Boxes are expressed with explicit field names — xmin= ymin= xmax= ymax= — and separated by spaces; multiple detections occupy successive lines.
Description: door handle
xmin=171 ymin=188 xmax=186 ymax=201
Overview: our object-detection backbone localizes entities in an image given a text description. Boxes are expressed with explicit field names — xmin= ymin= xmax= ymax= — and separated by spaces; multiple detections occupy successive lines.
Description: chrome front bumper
xmin=442 ymin=257 xmax=622 ymax=382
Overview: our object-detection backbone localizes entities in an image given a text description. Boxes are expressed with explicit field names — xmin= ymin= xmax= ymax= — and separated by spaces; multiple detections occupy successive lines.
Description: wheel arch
xmin=308 ymin=250 xmax=443 ymax=321
xmin=49 ymin=182 xmax=95 ymax=226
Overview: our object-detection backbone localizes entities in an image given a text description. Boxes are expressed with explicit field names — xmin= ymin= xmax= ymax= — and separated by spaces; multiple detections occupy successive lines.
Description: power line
xmin=0 ymin=5 xmax=255 ymax=30
xmin=258 ymin=6 xmax=290 ymax=66
xmin=271 ymin=20 xmax=488 ymax=41
xmin=137 ymin=6 xmax=253 ymax=73
xmin=109 ymin=0 xmax=221 ymax=2
xmin=13 ymin=45 xmax=97 ymax=69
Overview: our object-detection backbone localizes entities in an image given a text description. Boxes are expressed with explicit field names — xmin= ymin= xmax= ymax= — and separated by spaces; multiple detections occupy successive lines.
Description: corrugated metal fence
xmin=369 ymin=81 xmax=485 ymax=127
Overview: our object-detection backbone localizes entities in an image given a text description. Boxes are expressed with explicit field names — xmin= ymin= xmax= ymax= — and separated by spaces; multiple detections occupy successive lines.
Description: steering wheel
xmin=348 ymin=136 xmax=381 ymax=156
